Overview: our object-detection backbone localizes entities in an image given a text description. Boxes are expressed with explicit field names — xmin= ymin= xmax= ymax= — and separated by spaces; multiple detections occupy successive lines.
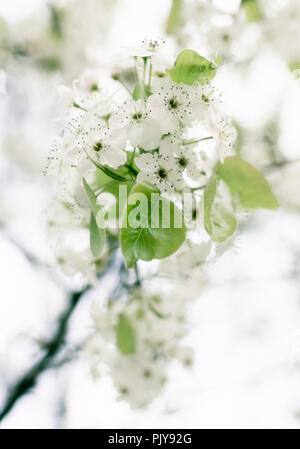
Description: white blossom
xmin=85 ymin=286 xmax=193 ymax=408
xmin=135 ymin=153 xmax=180 ymax=195
xmin=110 ymin=99 xmax=163 ymax=151
xmin=124 ymin=36 xmax=166 ymax=58
xmin=147 ymin=78 xmax=195 ymax=134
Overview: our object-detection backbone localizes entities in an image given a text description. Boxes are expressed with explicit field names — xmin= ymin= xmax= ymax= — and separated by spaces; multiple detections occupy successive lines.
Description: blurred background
xmin=1 ymin=0 xmax=300 ymax=429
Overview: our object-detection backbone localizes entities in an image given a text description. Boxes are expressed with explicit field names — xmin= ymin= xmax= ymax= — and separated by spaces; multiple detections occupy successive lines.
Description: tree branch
xmin=0 ymin=249 xmax=117 ymax=423
xmin=0 ymin=288 xmax=88 ymax=422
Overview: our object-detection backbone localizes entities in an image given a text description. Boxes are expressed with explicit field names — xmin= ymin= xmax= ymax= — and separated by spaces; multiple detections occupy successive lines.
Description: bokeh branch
xmin=0 ymin=247 xmax=117 ymax=423
xmin=0 ymin=287 xmax=89 ymax=422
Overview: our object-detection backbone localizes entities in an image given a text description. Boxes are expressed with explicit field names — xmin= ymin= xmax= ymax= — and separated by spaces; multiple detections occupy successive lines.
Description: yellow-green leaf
xmin=210 ymin=203 xmax=237 ymax=243
xmin=120 ymin=183 xmax=186 ymax=268
xmin=218 ymin=156 xmax=279 ymax=210
xmin=83 ymin=177 xmax=100 ymax=218
xmin=241 ymin=0 xmax=262 ymax=22
xmin=89 ymin=212 xmax=105 ymax=257
xmin=116 ymin=314 xmax=136 ymax=355
xmin=133 ymin=84 xmax=152 ymax=100
xmin=204 ymin=176 xmax=217 ymax=234
xmin=167 ymin=50 xmax=216 ymax=86
xmin=166 ymin=0 xmax=182 ymax=35
xmin=83 ymin=178 xmax=106 ymax=255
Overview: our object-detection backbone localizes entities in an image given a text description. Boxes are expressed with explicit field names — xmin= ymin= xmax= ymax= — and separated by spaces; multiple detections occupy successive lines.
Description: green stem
xmin=182 ymin=136 xmax=213 ymax=146
xmin=142 ymin=57 xmax=148 ymax=85
xmin=125 ymin=163 xmax=138 ymax=178
xmin=148 ymin=60 xmax=153 ymax=89
xmin=134 ymin=263 xmax=141 ymax=287
xmin=113 ymin=76 xmax=132 ymax=96
xmin=191 ymin=185 xmax=206 ymax=192
xmin=134 ymin=56 xmax=140 ymax=85
xmin=73 ymin=102 xmax=88 ymax=112
xmin=129 ymin=148 xmax=136 ymax=166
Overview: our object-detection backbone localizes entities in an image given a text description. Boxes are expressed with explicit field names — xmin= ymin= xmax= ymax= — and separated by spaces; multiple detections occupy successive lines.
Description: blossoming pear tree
xmin=45 ymin=38 xmax=278 ymax=407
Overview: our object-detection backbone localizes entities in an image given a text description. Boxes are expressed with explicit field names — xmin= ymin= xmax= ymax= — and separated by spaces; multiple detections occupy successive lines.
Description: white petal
xmin=147 ymin=94 xmax=165 ymax=118
xmin=136 ymin=172 xmax=158 ymax=188
xmin=58 ymin=85 xmax=74 ymax=110
xmin=130 ymin=119 xmax=162 ymax=151
xmin=135 ymin=154 xmax=158 ymax=172
xmin=160 ymin=135 xmax=181 ymax=156
xmin=109 ymin=111 xmax=128 ymax=128
xmin=160 ymin=112 xmax=179 ymax=134
xmin=100 ymin=148 xmax=127 ymax=169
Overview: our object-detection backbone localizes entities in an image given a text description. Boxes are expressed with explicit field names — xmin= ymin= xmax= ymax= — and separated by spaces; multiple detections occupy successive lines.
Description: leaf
xmin=204 ymin=176 xmax=217 ymax=234
xmin=83 ymin=178 xmax=106 ymax=255
xmin=89 ymin=212 xmax=105 ymax=257
xmin=120 ymin=183 xmax=186 ymax=268
xmin=103 ymin=181 xmax=134 ymax=218
xmin=116 ymin=314 xmax=136 ymax=355
xmin=204 ymin=176 xmax=237 ymax=242
xmin=133 ymin=84 xmax=152 ymax=100
xmin=166 ymin=0 xmax=182 ymax=35
xmin=218 ymin=156 xmax=279 ymax=210
xmin=289 ymin=61 xmax=300 ymax=72
xmin=98 ymin=165 xmax=128 ymax=183
xmin=92 ymin=167 xmax=134 ymax=218
xmin=209 ymin=203 xmax=237 ymax=243
xmin=83 ymin=177 xmax=100 ymax=218
xmin=167 ymin=50 xmax=216 ymax=86
xmin=241 ymin=0 xmax=262 ymax=22
xmin=94 ymin=164 xmax=129 ymax=186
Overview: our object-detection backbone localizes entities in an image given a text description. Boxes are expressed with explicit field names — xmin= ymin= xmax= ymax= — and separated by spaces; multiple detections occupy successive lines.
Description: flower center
xmin=177 ymin=157 xmax=188 ymax=168
xmin=120 ymin=387 xmax=128 ymax=395
xmin=168 ymin=98 xmax=179 ymax=110
xmin=202 ymin=94 xmax=209 ymax=104
xmin=155 ymin=71 xmax=166 ymax=78
xmin=93 ymin=141 xmax=103 ymax=151
xmin=90 ymin=83 xmax=99 ymax=92
xmin=132 ymin=112 xmax=143 ymax=121
xmin=157 ymin=167 xmax=167 ymax=179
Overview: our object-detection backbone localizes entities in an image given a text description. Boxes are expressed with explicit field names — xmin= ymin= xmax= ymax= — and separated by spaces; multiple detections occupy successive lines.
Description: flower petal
xmin=135 ymin=153 xmax=158 ymax=172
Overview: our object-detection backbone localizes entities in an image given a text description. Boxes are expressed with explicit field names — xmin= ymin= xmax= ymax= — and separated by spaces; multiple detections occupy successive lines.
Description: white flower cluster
xmin=0 ymin=0 xmax=118 ymax=80
xmin=86 ymin=285 xmax=194 ymax=409
xmin=169 ymin=0 xmax=247 ymax=62
xmin=0 ymin=0 xmax=119 ymax=180
xmin=259 ymin=0 xmax=300 ymax=68
xmin=46 ymin=44 xmax=236 ymax=279
xmin=171 ymin=0 xmax=300 ymax=68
